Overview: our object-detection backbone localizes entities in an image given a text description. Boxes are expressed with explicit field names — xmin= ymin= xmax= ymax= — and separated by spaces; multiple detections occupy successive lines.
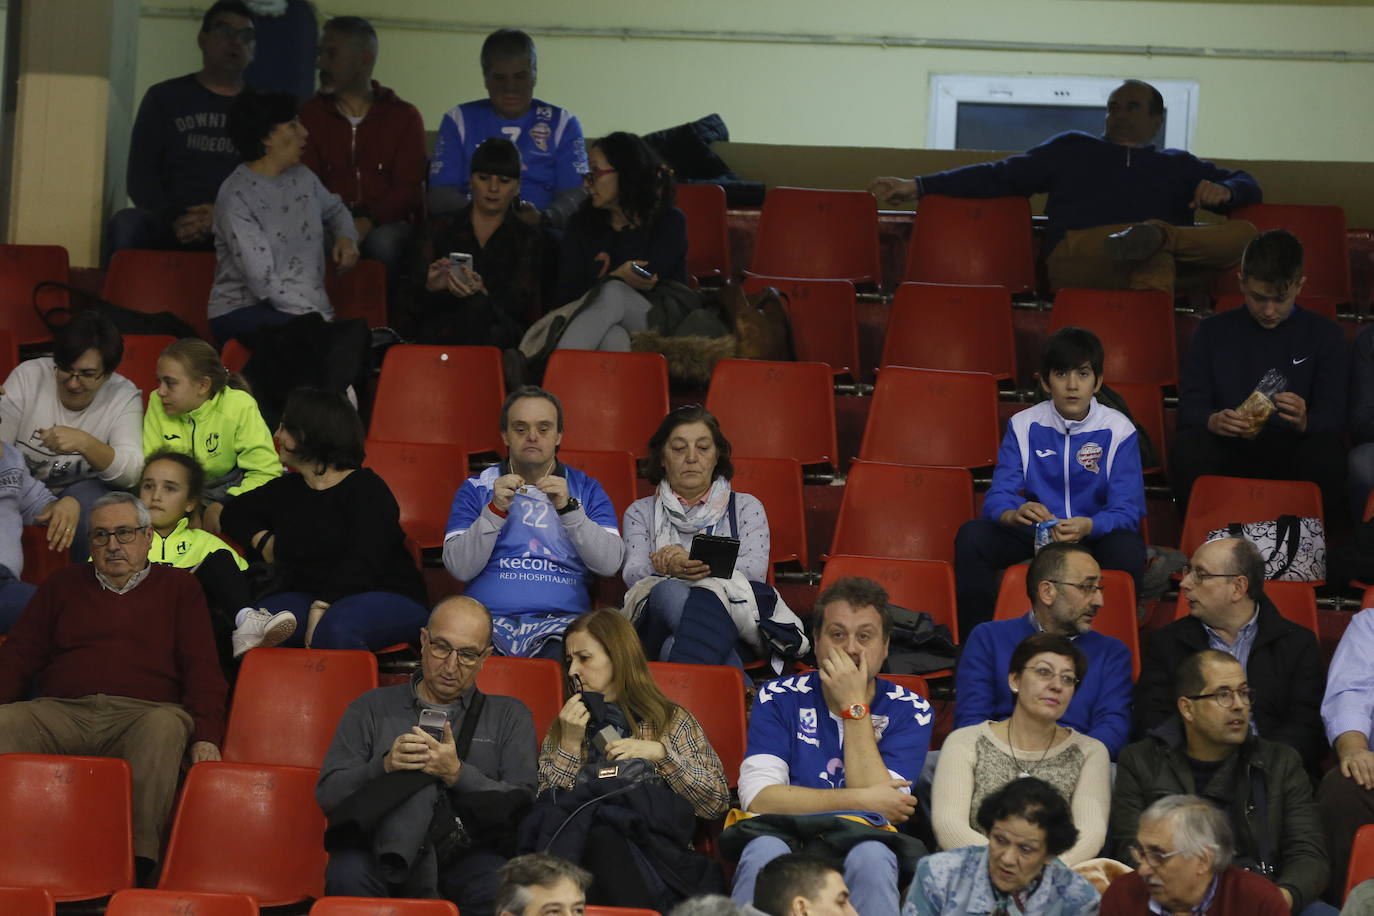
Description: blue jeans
xmin=259 ymin=591 xmax=429 ymax=651
xmin=731 ymin=835 xmax=897 ymax=916
xmin=209 ymin=304 xmax=296 ymax=346
xmin=104 ymin=207 xmax=214 ymax=267
xmin=0 ymin=565 xmax=37 ymax=633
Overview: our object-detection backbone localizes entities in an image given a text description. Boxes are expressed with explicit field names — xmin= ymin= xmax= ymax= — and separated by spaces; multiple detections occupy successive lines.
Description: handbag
xmin=1205 ymin=515 xmax=1326 ymax=581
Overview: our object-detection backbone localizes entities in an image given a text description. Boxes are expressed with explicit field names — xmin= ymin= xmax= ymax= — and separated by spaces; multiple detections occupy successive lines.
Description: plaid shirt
xmin=539 ymin=705 xmax=730 ymax=819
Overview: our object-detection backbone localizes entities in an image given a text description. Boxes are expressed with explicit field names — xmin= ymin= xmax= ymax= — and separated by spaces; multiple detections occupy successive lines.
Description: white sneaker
xmin=232 ymin=609 xmax=297 ymax=658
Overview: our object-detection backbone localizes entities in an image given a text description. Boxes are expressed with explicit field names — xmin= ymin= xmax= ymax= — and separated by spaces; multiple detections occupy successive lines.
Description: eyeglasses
xmin=89 ymin=526 xmax=147 ymax=545
xmin=582 ymin=167 xmax=617 ymax=184
xmin=1021 ymin=665 xmax=1081 ymax=689
xmin=1185 ymin=686 xmax=1254 ymax=709
xmin=426 ymin=640 xmax=489 ymax=667
xmin=53 ymin=365 xmax=107 ymax=385
xmin=1046 ymin=579 xmax=1105 ymax=595
xmin=1179 ymin=565 xmax=1240 ymax=582
xmin=205 ymin=22 xmax=256 ymax=42
xmin=1127 ymin=843 xmax=1185 ymax=869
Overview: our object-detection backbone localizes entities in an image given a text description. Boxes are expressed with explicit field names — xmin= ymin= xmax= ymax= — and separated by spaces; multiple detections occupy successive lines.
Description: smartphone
xmin=630 ymin=263 xmax=653 ymax=279
xmin=447 ymin=251 xmax=473 ymax=273
xmin=569 ymin=673 xmax=584 ymax=695
xmin=418 ymin=708 xmax=447 ymax=741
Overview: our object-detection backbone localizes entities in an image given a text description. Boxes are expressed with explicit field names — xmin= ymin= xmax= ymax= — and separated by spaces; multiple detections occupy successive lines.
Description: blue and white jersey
xmin=740 ymin=671 xmax=933 ymax=815
xmin=429 ymin=98 xmax=587 ymax=210
xmin=981 ymin=397 xmax=1145 ymax=537
xmin=444 ymin=461 xmax=618 ymax=617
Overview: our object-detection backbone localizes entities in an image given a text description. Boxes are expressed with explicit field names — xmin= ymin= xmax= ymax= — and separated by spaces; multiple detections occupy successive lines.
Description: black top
xmin=556 ymin=205 xmax=689 ymax=303
xmin=127 ymin=74 xmax=243 ymax=221
xmin=420 ymin=205 xmax=544 ymax=337
xmin=221 ymin=467 xmax=427 ymax=606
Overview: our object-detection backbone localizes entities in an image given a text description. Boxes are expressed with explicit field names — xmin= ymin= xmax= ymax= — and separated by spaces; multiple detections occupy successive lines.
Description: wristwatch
xmin=557 ymin=497 xmax=581 ymax=516
xmin=840 ymin=703 xmax=869 ymax=721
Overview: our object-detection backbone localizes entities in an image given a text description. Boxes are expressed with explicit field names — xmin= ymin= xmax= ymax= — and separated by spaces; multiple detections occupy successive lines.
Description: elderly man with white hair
xmin=1101 ymin=795 xmax=1288 ymax=915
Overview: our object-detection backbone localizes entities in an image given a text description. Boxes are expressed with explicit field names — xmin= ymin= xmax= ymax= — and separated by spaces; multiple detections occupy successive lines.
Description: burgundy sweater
xmin=1100 ymin=866 xmax=1288 ymax=916
xmin=0 ymin=563 xmax=228 ymax=744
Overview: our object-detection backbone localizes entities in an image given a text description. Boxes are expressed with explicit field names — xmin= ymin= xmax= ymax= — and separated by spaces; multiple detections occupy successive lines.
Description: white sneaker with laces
xmin=232 ymin=608 xmax=297 ymax=658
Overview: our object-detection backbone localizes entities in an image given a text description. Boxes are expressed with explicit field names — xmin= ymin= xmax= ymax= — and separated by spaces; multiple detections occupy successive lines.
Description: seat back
xmin=904 ymin=195 xmax=1036 ymax=295
xmin=475 ymin=656 xmax=563 ymax=746
xmin=675 ymin=183 xmax=731 ymax=280
xmin=749 ymin=187 xmax=881 ymax=284
xmin=585 ymin=909 xmax=664 ymax=916
xmin=0 ymin=244 xmax=69 ymax=345
xmin=0 ymin=887 xmax=54 ymax=916
xmin=543 ymin=350 xmax=669 ymax=458
xmin=860 ymin=366 xmax=1001 ymax=470
xmin=706 ymin=359 xmax=837 ymax=469
xmin=742 ymin=277 xmax=859 ymax=378
xmin=1230 ymin=203 xmax=1352 ymax=303
xmin=557 ymin=449 xmax=638 ymax=522
xmin=222 ymin=649 xmax=379 ymax=768
xmin=829 ymin=462 xmax=974 ymax=564
xmin=883 ymin=282 xmax=1017 ymax=381
xmin=1178 ymin=475 xmax=1324 ymax=556
xmin=102 ymin=249 xmax=215 ymax=342
xmin=1108 ymin=380 xmax=1168 ymax=474
xmin=159 ymin=762 xmax=327 ymax=906
xmin=119 ymin=334 xmax=177 ymax=400
xmin=311 ymin=897 xmax=459 ymax=915
xmin=877 ymin=673 xmax=931 ymax=699
xmin=0 ymin=754 xmax=134 ymax=901
xmin=1050 ymin=288 xmax=1177 ymax=386
xmin=0 ymin=328 xmax=18 ymax=379
xmin=1173 ymin=580 xmax=1319 ymax=635
xmin=648 ymin=661 xmax=747 ymax=786
xmin=107 ymin=889 xmax=259 ymax=916
xmin=371 ymin=345 xmax=506 ymax=453
xmin=995 ymin=567 xmax=1140 ymax=679
xmin=821 ymin=555 xmax=960 ymax=642
xmin=731 ymin=456 xmax=808 ymax=569
xmin=364 ymin=440 xmax=471 ymax=549
xmin=1348 ymin=824 xmax=1374 ymax=901
xmin=326 ymin=258 xmax=387 ymax=328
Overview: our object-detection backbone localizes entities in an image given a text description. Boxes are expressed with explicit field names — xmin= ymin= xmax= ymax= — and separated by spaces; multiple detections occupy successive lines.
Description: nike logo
xmin=1035 ymin=449 xmax=1056 ymax=458
xmin=1292 ymin=357 xmax=1309 ymax=365
xmin=163 ymin=434 xmax=181 ymax=440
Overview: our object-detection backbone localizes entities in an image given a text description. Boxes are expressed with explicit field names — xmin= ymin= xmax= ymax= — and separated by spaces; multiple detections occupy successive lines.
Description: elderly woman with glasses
xmin=933 ymin=632 xmax=1111 ymax=865
xmin=0 ymin=310 xmax=143 ymax=557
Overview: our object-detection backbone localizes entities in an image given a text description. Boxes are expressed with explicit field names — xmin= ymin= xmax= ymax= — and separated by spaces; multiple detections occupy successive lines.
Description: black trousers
xmin=1170 ymin=428 xmax=1347 ymax=526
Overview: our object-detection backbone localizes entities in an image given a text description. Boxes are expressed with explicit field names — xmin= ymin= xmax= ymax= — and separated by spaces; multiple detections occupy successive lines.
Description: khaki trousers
xmin=0 ymin=695 xmax=193 ymax=860
xmin=1047 ymin=219 xmax=1258 ymax=293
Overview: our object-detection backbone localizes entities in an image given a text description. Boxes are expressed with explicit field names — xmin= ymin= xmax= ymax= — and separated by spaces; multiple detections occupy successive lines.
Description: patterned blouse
xmin=538 ymin=704 xmax=730 ymax=820
xmin=904 ymin=845 xmax=1100 ymax=916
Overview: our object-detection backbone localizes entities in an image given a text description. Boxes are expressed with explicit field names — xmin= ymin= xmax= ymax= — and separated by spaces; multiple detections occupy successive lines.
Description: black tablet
xmin=689 ymin=534 xmax=740 ymax=579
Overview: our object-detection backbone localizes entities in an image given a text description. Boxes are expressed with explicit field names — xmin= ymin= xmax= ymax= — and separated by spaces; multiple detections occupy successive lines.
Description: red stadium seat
xmin=475 ymin=656 xmax=563 ymax=746
xmin=586 ymin=909 xmax=663 ymax=916
xmin=326 ymin=259 xmax=388 ymax=328
xmin=732 ymin=456 xmax=809 ymax=570
xmin=742 ymin=277 xmax=860 ymax=378
xmin=829 ymin=462 xmax=974 ymax=565
xmin=159 ymin=762 xmax=327 ymax=906
xmin=0 ymin=887 xmax=54 ymax=916
xmin=1109 ymin=380 xmax=1169 ymax=475
xmin=0 ymin=754 xmax=133 ymax=901
xmin=1345 ymin=823 xmax=1374 ymax=901
xmin=675 ymin=183 xmax=732 ymax=281
xmin=0 ymin=328 xmax=18 ymax=379
xmin=1179 ymin=475 xmax=1324 ymax=557
xmin=860 ymin=367 xmax=1001 ymax=470
xmin=119 ymin=334 xmax=177 ymax=400
xmin=364 ymin=440 xmax=471 ymax=549
xmin=371 ymin=345 xmax=506 ymax=454
xmin=904 ymin=195 xmax=1036 ymax=296
xmin=221 ymin=338 xmax=251 ymax=374
xmin=557 ymin=449 xmax=638 ymax=521
xmin=102 ymin=249 xmax=215 ymax=342
xmin=20 ymin=525 xmax=67 ymax=586
xmin=1212 ymin=292 xmax=1339 ymax=322
xmin=1050 ymin=288 xmax=1177 ymax=387
xmin=0 ymin=244 xmax=69 ymax=345
xmin=543 ymin=350 xmax=669 ymax=458
xmin=882 ymin=282 xmax=1017 ymax=382
xmin=1227 ymin=203 xmax=1352 ymax=304
xmin=878 ymin=673 xmax=931 ymax=699
xmin=821 ymin=555 xmax=960 ymax=643
xmin=222 ymin=648 xmax=378 ymax=769
xmin=107 ymin=889 xmax=258 ymax=916
xmin=748 ymin=188 xmax=881 ymax=285
xmin=1172 ymin=580 xmax=1318 ymax=635
xmin=996 ymin=566 xmax=1141 ymax=679
xmin=706 ymin=359 xmax=837 ymax=469
xmin=311 ymin=897 xmax=459 ymax=915
xmin=648 ymin=661 xmax=747 ymax=786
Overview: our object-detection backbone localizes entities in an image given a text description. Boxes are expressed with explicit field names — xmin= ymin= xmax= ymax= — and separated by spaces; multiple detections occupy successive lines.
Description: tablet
xmin=689 ymin=534 xmax=740 ymax=579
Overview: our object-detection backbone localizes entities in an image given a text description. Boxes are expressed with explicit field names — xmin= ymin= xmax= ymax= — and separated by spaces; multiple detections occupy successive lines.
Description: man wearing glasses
xmin=1135 ymin=537 xmax=1325 ymax=771
xmin=107 ymin=0 xmax=256 ymax=260
xmin=1101 ymin=794 xmax=1289 ymax=915
xmin=1111 ymin=651 xmax=1329 ymax=915
xmin=0 ymin=492 xmax=227 ymax=884
xmin=318 ymin=595 xmax=536 ymax=914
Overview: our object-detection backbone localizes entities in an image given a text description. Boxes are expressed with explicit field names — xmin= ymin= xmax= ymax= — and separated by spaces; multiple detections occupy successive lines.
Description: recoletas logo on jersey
xmin=1076 ymin=442 xmax=1102 ymax=474
xmin=529 ymin=121 xmax=551 ymax=152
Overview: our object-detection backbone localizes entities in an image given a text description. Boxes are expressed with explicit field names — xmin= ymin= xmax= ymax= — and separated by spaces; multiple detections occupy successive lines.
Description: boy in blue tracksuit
xmin=954 ymin=327 xmax=1147 ymax=636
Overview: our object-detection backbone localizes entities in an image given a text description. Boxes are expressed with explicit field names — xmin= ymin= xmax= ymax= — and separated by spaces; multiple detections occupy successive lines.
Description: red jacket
xmin=300 ymin=81 xmax=426 ymax=226
xmin=1100 ymin=866 xmax=1288 ymax=916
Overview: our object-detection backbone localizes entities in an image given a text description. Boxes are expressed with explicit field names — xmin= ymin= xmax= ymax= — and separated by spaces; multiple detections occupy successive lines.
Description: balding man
xmin=869 ymin=79 xmax=1261 ymax=293
xmin=1136 ymin=538 xmax=1325 ymax=770
xmin=317 ymin=596 xmax=537 ymax=915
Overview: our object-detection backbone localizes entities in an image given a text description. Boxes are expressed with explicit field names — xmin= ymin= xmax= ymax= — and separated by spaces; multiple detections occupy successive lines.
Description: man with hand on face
xmin=318 ymin=596 xmax=537 ymax=914
xmin=729 ymin=577 xmax=934 ymax=916
xmin=868 ymin=79 xmax=1260 ymax=293
xmin=443 ymin=386 xmax=624 ymax=660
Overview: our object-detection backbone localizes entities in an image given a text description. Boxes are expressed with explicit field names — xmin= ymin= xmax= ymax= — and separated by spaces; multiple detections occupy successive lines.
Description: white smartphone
xmin=447 ymin=252 xmax=473 ymax=274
